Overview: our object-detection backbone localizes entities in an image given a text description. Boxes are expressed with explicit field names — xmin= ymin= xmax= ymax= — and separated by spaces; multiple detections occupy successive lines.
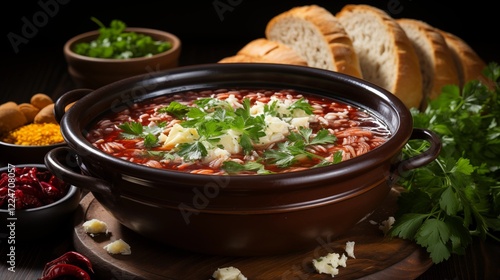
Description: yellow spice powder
xmin=1 ymin=123 xmax=64 ymax=146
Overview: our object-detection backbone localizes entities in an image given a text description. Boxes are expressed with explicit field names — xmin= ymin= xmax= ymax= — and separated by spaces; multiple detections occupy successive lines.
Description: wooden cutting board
xmin=72 ymin=188 xmax=432 ymax=280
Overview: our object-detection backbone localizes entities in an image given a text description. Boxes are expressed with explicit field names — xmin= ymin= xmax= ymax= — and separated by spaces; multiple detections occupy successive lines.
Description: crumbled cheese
xmin=103 ymin=239 xmax=131 ymax=255
xmin=257 ymin=115 xmax=290 ymax=146
xmin=379 ymin=216 xmax=395 ymax=235
xmin=160 ymin=123 xmax=199 ymax=149
xmin=345 ymin=241 xmax=356 ymax=259
xmin=289 ymin=116 xmax=310 ymax=129
xmin=225 ymin=94 xmax=243 ymax=109
xmin=217 ymin=129 xmax=242 ymax=154
xmin=82 ymin=218 xmax=108 ymax=236
xmin=202 ymin=146 xmax=231 ymax=164
xmin=212 ymin=266 xmax=247 ymax=280
xmin=312 ymin=253 xmax=348 ymax=277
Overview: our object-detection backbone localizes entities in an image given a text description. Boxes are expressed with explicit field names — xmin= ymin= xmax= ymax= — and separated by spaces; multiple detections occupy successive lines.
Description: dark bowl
xmin=0 ymin=164 xmax=81 ymax=240
xmin=0 ymin=140 xmax=66 ymax=165
xmin=44 ymin=63 xmax=441 ymax=256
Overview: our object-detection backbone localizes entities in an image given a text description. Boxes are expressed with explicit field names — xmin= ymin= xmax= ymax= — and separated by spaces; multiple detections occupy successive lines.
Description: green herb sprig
xmin=391 ymin=62 xmax=500 ymax=264
xmin=263 ymin=127 xmax=339 ymax=168
xmin=73 ymin=17 xmax=172 ymax=59
xmin=118 ymin=121 xmax=163 ymax=148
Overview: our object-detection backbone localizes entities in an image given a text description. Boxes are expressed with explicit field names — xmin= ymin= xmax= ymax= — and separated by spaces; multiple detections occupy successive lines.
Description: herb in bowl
xmin=72 ymin=17 xmax=173 ymax=59
xmin=391 ymin=62 xmax=500 ymax=264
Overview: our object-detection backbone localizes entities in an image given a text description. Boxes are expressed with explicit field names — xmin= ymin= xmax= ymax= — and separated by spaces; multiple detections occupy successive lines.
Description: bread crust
xmin=336 ymin=4 xmax=423 ymax=109
xmin=436 ymin=29 xmax=489 ymax=88
xmin=397 ymin=18 xmax=460 ymax=106
xmin=219 ymin=38 xmax=308 ymax=66
xmin=265 ymin=5 xmax=362 ymax=78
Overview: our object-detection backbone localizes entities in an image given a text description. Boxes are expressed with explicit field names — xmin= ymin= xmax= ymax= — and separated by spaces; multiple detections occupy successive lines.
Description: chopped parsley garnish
xmin=118 ymin=94 xmax=345 ymax=173
xmin=222 ymin=161 xmax=271 ymax=175
xmin=118 ymin=121 xmax=163 ymax=148
xmin=73 ymin=17 xmax=173 ymax=59
xmin=263 ymin=127 xmax=338 ymax=168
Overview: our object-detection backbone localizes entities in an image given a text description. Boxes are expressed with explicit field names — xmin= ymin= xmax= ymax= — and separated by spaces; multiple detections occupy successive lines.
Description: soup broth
xmin=85 ymin=88 xmax=391 ymax=175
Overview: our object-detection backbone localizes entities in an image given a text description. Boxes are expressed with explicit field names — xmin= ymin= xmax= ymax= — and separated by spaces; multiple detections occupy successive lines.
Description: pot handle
xmin=44 ymin=146 xmax=118 ymax=204
xmin=393 ymin=128 xmax=442 ymax=176
xmin=54 ymin=88 xmax=93 ymax=123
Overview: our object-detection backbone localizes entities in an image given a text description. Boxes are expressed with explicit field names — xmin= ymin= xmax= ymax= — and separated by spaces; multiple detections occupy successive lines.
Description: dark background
xmin=1 ymin=0 xmax=498 ymax=103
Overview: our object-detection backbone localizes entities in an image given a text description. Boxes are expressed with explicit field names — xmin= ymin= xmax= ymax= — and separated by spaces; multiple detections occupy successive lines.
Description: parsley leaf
xmin=222 ymin=161 xmax=271 ymax=174
xmin=119 ymin=121 xmax=143 ymax=135
xmin=161 ymin=101 xmax=190 ymax=119
xmin=392 ymin=62 xmax=500 ymax=264
xmin=73 ymin=17 xmax=172 ymax=59
xmin=176 ymin=142 xmax=207 ymax=161
xmin=118 ymin=121 xmax=162 ymax=147
xmin=263 ymin=127 xmax=337 ymax=168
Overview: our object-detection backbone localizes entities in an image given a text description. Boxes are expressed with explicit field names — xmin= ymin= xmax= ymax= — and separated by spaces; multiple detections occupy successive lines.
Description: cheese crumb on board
xmin=212 ymin=266 xmax=248 ymax=280
xmin=312 ymin=253 xmax=348 ymax=277
xmin=379 ymin=216 xmax=395 ymax=235
xmin=82 ymin=218 xmax=108 ymax=236
xmin=345 ymin=241 xmax=356 ymax=259
xmin=103 ymin=239 xmax=131 ymax=255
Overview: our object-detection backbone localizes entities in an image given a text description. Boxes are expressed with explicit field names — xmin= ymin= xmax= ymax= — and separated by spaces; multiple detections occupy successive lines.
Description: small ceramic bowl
xmin=63 ymin=27 xmax=181 ymax=89
xmin=0 ymin=140 xmax=66 ymax=165
xmin=0 ymin=164 xmax=81 ymax=240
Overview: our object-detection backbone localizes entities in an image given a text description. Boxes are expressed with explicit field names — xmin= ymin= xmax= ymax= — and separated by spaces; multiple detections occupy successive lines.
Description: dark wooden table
xmin=1 ymin=1 xmax=500 ymax=279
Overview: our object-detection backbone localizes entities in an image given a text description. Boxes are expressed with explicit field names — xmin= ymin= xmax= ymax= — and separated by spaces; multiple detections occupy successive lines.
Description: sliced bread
xmin=397 ymin=18 xmax=460 ymax=106
xmin=436 ymin=29 xmax=489 ymax=88
xmin=218 ymin=38 xmax=308 ymax=66
xmin=336 ymin=4 xmax=423 ymax=109
xmin=265 ymin=5 xmax=362 ymax=78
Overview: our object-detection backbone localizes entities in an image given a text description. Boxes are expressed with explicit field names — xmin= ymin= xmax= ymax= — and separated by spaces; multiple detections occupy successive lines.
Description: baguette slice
xmin=336 ymin=4 xmax=423 ymax=109
xmin=219 ymin=38 xmax=308 ymax=66
xmin=436 ymin=29 xmax=489 ymax=88
xmin=397 ymin=18 xmax=460 ymax=106
xmin=265 ymin=5 xmax=362 ymax=78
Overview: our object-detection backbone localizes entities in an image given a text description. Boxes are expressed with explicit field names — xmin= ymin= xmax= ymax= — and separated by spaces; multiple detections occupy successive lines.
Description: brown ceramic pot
xmin=45 ymin=63 xmax=441 ymax=256
xmin=63 ymin=27 xmax=181 ymax=89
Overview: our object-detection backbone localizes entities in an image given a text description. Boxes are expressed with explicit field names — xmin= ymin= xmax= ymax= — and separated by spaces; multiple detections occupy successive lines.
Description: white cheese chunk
xmin=345 ymin=241 xmax=356 ymax=259
xmin=225 ymin=94 xmax=243 ymax=109
xmin=103 ymin=239 xmax=131 ymax=255
xmin=202 ymin=147 xmax=231 ymax=164
xmin=313 ymin=253 xmax=348 ymax=277
xmin=82 ymin=218 xmax=108 ymax=236
xmin=290 ymin=116 xmax=310 ymax=129
xmin=212 ymin=266 xmax=247 ymax=280
xmin=160 ymin=123 xmax=199 ymax=149
xmin=379 ymin=216 xmax=395 ymax=235
xmin=217 ymin=129 xmax=242 ymax=154
xmin=258 ymin=115 xmax=290 ymax=146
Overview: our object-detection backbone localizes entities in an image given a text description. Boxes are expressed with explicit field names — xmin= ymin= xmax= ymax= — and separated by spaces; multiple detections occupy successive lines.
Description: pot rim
xmin=58 ymin=63 xmax=413 ymax=188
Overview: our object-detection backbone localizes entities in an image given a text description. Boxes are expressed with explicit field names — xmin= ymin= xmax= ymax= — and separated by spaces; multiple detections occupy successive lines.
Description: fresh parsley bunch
xmin=73 ymin=17 xmax=172 ymax=59
xmin=391 ymin=63 xmax=500 ymax=263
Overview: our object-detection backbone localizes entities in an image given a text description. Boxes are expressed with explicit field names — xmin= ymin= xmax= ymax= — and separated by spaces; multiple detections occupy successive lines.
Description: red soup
xmin=85 ymin=89 xmax=391 ymax=175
